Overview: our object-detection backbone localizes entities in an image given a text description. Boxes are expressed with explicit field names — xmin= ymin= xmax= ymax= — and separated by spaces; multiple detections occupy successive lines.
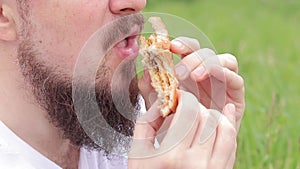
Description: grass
xmin=143 ymin=0 xmax=300 ymax=168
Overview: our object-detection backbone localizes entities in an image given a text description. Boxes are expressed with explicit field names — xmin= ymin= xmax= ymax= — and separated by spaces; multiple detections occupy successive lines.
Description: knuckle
xmin=223 ymin=53 xmax=237 ymax=60
xmin=161 ymin=153 xmax=178 ymax=169
xmin=224 ymin=123 xmax=237 ymax=140
xmin=231 ymin=58 xmax=238 ymax=68
xmin=208 ymin=161 xmax=226 ymax=169
xmin=236 ymin=75 xmax=245 ymax=90
xmin=184 ymin=150 xmax=208 ymax=169
xmin=223 ymin=53 xmax=238 ymax=64
xmin=239 ymin=75 xmax=245 ymax=86
xmin=199 ymin=109 xmax=210 ymax=121
xmin=227 ymin=70 xmax=245 ymax=91
xmin=200 ymin=48 xmax=216 ymax=56
xmin=194 ymin=48 xmax=216 ymax=62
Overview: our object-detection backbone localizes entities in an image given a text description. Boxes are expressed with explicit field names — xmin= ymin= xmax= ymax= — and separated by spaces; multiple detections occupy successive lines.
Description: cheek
xmin=28 ymin=1 xmax=109 ymax=74
xmin=67 ymin=1 xmax=109 ymax=38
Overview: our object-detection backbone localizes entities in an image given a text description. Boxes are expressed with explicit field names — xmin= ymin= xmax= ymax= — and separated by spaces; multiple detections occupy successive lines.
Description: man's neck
xmin=0 ymin=69 xmax=80 ymax=168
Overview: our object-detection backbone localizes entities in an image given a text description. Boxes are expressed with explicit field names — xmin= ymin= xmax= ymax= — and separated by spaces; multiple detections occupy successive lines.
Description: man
xmin=0 ymin=0 xmax=245 ymax=169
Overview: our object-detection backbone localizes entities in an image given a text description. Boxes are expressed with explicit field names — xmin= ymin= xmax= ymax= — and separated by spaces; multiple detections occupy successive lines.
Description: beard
xmin=17 ymin=13 xmax=144 ymax=156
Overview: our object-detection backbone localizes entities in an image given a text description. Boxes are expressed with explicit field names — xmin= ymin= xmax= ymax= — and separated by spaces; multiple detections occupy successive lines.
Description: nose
xmin=109 ymin=0 xmax=146 ymax=15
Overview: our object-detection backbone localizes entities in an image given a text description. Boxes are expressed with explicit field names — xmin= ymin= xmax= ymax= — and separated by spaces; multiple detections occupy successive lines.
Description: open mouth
xmin=113 ymin=25 xmax=141 ymax=60
xmin=116 ymin=35 xmax=138 ymax=49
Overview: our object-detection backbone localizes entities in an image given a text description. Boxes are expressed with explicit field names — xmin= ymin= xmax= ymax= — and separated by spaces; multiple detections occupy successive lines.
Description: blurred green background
xmin=144 ymin=0 xmax=300 ymax=168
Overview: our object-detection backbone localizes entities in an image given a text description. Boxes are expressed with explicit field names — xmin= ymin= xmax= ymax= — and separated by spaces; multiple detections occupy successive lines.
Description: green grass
xmin=144 ymin=0 xmax=300 ymax=168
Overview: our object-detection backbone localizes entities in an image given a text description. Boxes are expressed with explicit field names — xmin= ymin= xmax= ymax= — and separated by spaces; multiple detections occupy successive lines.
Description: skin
xmin=0 ymin=0 xmax=145 ymax=168
xmin=0 ymin=0 xmax=244 ymax=168
xmin=136 ymin=38 xmax=245 ymax=168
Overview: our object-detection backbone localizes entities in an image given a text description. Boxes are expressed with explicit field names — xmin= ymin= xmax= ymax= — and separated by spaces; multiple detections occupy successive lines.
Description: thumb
xmin=138 ymin=71 xmax=156 ymax=109
xmin=129 ymin=100 xmax=164 ymax=158
xmin=159 ymin=90 xmax=201 ymax=150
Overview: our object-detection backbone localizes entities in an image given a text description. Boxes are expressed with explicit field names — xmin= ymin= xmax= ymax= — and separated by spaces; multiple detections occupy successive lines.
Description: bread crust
xmin=139 ymin=17 xmax=179 ymax=117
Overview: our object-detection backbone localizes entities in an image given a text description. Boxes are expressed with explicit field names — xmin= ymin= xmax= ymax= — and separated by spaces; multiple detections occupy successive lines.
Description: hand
xmin=129 ymin=90 xmax=237 ymax=169
xmin=171 ymin=37 xmax=245 ymax=130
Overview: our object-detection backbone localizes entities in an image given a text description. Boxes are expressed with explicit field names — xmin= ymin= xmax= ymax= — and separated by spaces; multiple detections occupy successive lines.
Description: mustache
xmin=73 ymin=13 xmax=144 ymax=83
xmin=100 ymin=13 xmax=145 ymax=51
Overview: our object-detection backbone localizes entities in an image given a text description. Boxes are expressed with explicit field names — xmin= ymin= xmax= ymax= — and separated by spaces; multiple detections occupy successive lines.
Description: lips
xmin=113 ymin=25 xmax=141 ymax=60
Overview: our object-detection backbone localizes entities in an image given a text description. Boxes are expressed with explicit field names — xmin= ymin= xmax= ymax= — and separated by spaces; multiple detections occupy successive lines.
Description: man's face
xmin=16 ymin=0 xmax=146 ymax=155
xmin=18 ymin=1 xmax=145 ymax=73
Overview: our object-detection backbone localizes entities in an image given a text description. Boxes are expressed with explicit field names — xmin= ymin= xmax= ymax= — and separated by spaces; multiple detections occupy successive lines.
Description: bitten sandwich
xmin=139 ymin=17 xmax=179 ymax=117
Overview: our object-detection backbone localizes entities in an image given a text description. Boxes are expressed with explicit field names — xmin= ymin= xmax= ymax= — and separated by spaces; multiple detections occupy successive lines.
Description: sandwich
xmin=139 ymin=17 xmax=179 ymax=117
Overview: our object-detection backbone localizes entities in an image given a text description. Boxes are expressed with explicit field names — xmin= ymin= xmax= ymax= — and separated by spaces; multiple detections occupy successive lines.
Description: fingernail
xmin=172 ymin=40 xmax=183 ymax=48
xmin=192 ymin=66 xmax=206 ymax=80
xmin=175 ymin=63 xmax=189 ymax=80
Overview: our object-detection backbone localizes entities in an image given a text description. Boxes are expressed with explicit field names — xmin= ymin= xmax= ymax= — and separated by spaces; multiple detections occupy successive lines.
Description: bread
xmin=139 ymin=17 xmax=179 ymax=117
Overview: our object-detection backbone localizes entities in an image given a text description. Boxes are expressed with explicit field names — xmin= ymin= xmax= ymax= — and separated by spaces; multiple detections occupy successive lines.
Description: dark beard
xmin=17 ymin=13 xmax=144 ymax=156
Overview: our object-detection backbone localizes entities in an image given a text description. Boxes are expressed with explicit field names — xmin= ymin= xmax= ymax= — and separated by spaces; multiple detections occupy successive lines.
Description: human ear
xmin=0 ymin=4 xmax=17 ymax=41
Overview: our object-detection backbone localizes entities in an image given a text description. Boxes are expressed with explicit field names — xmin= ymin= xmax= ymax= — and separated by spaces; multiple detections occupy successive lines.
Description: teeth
xmin=116 ymin=39 xmax=128 ymax=48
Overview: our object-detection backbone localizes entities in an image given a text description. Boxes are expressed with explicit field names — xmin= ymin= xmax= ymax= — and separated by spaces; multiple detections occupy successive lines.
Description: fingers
xmin=174 ymin=48 xmax=216 ymax=99
xmin=190 ymin=63 xmax=244 ymax=120
xmin=159 ymin=90 xmax=203 ymax=150
xmin=171 ymin=37 xmax=200 ymax=56
xmin=215 ymin=53 xmax=239 ymax=73
xmin=138 ymin=71 xmax=157 ymax=109
xmin=130 ymin=97 xmax=239 ymax=168
xmin=138 ymin=71 xmax=151 ymax=97
xmin=206 ymin=66 xmax=245 ymax=128
xmin=222 ymin=104 xmax=236 ymax=126
xmin=175 ymin=48 xmax=216 ymax=81
xmin=130 ymin=100 xmax=164 ymax=158
xmin=225 ymin=149 xmax=237 ymax=169
xmin=209 ymin=104 xmax=237 ymax=168
xmin=131 ymin=36 xmax=243 ymax=167
xmin=197 ymin=65 xmax=244 ymax=91
xmin=190 ymin=53 xmax=238 ymax=80
xmin=134 ymin=100 xmax=164 ymax=139
xmin=191 ymin=109 xmax=221 ymax=163
xmin=132 ymin=90 xmax=203 ymax=156
xmin=175 ymin=49 xmax=238 ymax=82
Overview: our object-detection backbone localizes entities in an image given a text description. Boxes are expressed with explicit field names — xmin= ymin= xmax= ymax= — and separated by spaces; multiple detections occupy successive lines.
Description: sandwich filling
xmin=139 ymin=17 xmax=179 ymax=117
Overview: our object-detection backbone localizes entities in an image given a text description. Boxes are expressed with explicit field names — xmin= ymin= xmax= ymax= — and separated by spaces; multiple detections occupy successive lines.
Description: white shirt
xmin=0 ymin=121 xmax=127 ymax=169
